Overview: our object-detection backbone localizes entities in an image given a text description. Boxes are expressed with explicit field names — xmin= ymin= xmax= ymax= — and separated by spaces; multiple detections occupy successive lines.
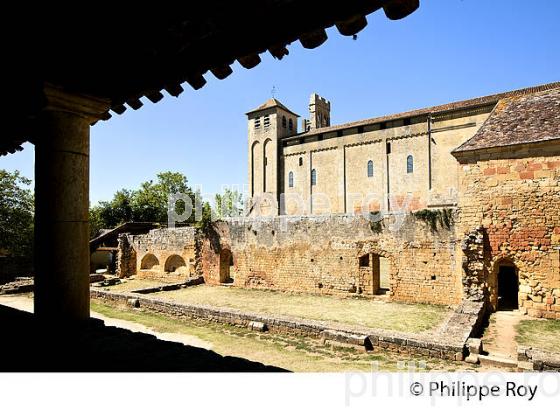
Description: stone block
xmin=465 ymin=354 xmax=479 ymax=364
xmin=248 ymin=321 xmax=268 ymax=332
xmin=467 ymin=338 xmax=482 ymax=355
xmin=518 ymin=361 xmax=536 ymax=371
xmin=127 ymin=298 xmax=140 ymax=308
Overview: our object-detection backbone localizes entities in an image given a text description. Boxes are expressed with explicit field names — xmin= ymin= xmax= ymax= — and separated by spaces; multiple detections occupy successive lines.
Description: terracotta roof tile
xmin=453 ymin=87 xmax=560 ymax=153
xmin=297 ymin=82 xmax=560 ymax=138
xmin=246 ymin=98 xmax=300 ymax=117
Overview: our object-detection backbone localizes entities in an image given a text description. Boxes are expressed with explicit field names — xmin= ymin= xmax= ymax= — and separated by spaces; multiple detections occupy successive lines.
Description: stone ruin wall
xmin=202 ymin=214 xmax=463 ymax=306
xmin=125 ymin=227 xmax=201 ymax=283
xmin=456 ymin=142 xmax=560 ymax=318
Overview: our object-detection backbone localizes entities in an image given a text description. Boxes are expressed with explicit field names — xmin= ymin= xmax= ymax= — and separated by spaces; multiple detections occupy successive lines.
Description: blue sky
xmin=2 ymin=0 xmax=558 ymax=205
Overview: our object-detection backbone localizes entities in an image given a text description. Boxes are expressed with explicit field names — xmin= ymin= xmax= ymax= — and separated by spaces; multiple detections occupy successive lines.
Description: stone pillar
xmin=33 ymin=85 xmax=109 ymax=321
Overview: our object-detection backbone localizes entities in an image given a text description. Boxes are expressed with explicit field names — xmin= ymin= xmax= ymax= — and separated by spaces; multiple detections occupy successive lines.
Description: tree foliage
xmin=0 ymin=170 xmax=34 ymax=256
xmin=89 ymin=171 xmax=196 ymax=238
xmin=214 ymin=188 xmax=244 ymax=219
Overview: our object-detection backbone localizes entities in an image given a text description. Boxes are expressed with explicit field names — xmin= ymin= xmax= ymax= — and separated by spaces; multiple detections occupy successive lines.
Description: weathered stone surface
xmin=127 ymin=298 xmax=140 ymax=308
xmin=467 ymin=338 xmax=482 ymax=355
xmin=91 ymin=289 xmax=483 ymax=362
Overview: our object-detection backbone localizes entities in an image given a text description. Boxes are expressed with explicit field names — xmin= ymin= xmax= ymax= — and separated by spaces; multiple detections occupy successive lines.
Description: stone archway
xmin=164 ymin=254 xmax=186 ymax=273
xmin=140 ymin=253 xmax=159 ymax=270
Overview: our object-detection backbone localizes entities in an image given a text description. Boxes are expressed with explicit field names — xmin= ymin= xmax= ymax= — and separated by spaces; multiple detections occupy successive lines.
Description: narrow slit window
xmin=367 ymin=160 xmax=374 ymax=178
xmin=288 ymin=171 xmax=294 ymax=188
xmin=289 ymin=118 xmax=293 ymax=131
xmin=282 ymin=115 xmax=286 ymax=128
xmin=311 ymin=169 xmax=317 ymax=186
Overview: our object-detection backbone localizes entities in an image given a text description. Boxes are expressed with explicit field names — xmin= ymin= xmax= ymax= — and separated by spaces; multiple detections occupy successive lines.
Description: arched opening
xmin=219 ymin=249 xmax=233 ymax=283
xmin=140 ymin=253 xmax=159 ymax=270
xmin=164 ymin=254 xmax=186 ymax=273
xmin=251 ymin=140 xmax=261 ymax=195
xmin=288 ymin=171 xmax=294 ymax=188
xmin=367 ymin=160 xmax=374 ymax=177
xmin=407 ymin=155 xmax=414 ymax=174
xmin=496 ymin=260 xmax=518 ymax=310
xmin=263 ymin=138 xmax=272 ymax=193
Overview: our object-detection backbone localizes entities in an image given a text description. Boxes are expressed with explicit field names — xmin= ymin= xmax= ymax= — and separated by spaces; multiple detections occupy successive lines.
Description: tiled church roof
xmin=299 ymin=81 xmax=560 ymax=138
xmin=453 ymin=86 xmax=560 ymax=153
xmin=246 ymin=98 xmax=300 ymax=117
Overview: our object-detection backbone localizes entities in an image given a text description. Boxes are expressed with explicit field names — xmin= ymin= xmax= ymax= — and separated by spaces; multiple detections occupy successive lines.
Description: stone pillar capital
xmin=43 ymin=83 xmax=111 ymax=123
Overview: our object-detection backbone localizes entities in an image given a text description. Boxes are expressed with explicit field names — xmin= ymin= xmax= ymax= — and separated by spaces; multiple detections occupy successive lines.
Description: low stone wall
xmin=517 ymin=346 xmax=560 ymax=371
xmin=91 ymin=289 xmax=484 ymax=361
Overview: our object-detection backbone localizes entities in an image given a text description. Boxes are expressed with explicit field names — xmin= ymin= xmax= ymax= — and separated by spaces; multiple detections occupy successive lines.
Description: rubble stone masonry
xmin=128 ymin=227 xmax=200 ymax=283
xmin=455 ymin=141 xmax=560 ymax=317
xmin=201 ymin=214 xmax=462 ymax=305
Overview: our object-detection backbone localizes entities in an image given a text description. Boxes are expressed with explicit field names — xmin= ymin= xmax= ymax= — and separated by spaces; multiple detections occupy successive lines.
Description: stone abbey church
xmin=246 ymin=83 xmax=559 ymax=218
xmin=115 ymin=81 xmax=560 ymax=320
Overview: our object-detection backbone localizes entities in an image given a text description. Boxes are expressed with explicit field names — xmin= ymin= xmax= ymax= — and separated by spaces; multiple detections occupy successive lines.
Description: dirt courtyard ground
xmin=106 ymin=282 xmax=452 ymax=334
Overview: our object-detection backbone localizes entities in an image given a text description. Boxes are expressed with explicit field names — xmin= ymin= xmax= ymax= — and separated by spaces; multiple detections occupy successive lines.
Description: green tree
xmin=214 ymin=188 xmax=244 ymax=219
xmin=0 ymin=170 xmax=34 ymax=257
xmin=132 ymin=171 xmax=194 ymax=223
xmin=89 ymin=171 xmax=196 ymax=237
xmin=89 ymin=189 xmax=134 ymax=238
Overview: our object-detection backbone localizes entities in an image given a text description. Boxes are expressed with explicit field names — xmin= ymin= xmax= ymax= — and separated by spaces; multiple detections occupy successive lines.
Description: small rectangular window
xmin=386 ymin=142 xmax=391 ymax=154
xmin=359 ymin=254 xmax=369 ymax=267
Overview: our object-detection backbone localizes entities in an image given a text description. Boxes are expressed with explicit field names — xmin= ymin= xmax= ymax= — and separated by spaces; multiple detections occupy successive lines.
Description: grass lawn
xmin=95 ymin=278 xmax=169 ymax=293
xmin=150 ymin=285 xmax=449 ymax=333
xmin=515 ymin=319 xmax=560 ymax=353
xmin=90 ymin=300 xmax=475 ymax=372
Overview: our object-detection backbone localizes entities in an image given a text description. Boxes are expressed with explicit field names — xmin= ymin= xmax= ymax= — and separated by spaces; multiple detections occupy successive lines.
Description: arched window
xmin=407 ymin=155 xmax=414 ymax=174
xmin=288 ymin=171 xmax=294 ymax=188
xmin=282 ymin=115 xmax=286 ymax=128
xmin=367 ymin=160 xmax=374 ymax=178
xmin=311 ymin=169 xmax=317 ymax=186
xmin=288 ymin=118 xmax=293 ymax=131
xmin=299 ymin=157 xmax=303 ymax=166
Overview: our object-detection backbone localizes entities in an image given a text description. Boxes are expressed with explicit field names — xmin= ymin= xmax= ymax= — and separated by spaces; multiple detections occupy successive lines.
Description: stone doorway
xmin=497 ymin=263 xmax=518 ymax=311
xmin=219 ymin=249 xmax=234 ymax=284
xmin=359 ymin=253 xmax=389 ymax=295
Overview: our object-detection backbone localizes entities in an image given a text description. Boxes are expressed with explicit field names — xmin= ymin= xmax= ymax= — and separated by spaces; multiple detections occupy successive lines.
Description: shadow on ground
xmin=0 ymin=304 xmax=286 ymax=372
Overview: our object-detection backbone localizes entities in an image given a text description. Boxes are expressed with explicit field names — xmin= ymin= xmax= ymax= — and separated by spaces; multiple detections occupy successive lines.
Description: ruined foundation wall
xmin=131 ymin=227 xmax=200 ymax=283
xmin=456 ymin=142 xmax=560 ymax=317
xmin=203 ymin=214 xmax=462 ymax=305
xmin=116 ymin=234 xmax=136 ymax=278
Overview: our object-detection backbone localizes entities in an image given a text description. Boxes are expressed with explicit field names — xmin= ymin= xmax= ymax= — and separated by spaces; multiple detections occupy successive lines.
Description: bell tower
xmin=308 ymin=93 xmax=331 ymax=130
xmin=246 ymin=98 xmax=299 ymax=216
